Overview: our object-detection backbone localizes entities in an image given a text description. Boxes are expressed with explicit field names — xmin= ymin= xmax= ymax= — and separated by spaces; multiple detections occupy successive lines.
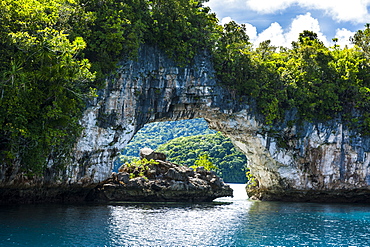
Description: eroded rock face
xmin=88 ymin=157 xmax=233 ymax=202
xmin=211 ymin=113 xmax=370 ymax=202
xmin=40 ymin=46 xmax=370 ymax=202
xmin=66 ymin=46 xmax=237 ymax=186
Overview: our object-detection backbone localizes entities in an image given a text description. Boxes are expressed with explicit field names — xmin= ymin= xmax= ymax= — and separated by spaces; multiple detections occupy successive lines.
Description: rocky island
xmin=88 ymin=148 xmax=233 ymax=202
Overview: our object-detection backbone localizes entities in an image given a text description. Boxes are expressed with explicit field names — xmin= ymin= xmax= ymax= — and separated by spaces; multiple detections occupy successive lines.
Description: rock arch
xmin=70 ymin=46 xmax=370 ymax=202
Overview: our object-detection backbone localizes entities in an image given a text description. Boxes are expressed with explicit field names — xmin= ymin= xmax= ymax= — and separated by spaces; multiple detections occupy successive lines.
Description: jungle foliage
xmin=0 ymin=0 xmax=96 ymax=173
xmin=120 ymin=118 xmax=215 ymax=158
xmin=117 ymin=119 xmax=247 ymax=183
xmin=0 ymin=0 xmax=218 ymax=174
xmin=118 ymin=158 xmax=159 ymax=180
xmin=156 ymin=132 xmax=248 ymax=183
xmin=1 ymin=0 xmax=370 ymax=175
xmin=213 ymin=24 xmax=370 ymax=132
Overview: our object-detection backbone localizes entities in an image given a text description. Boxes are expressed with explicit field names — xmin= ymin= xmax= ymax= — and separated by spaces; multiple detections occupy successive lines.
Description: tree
xmin=351 ymin=23 xmax=370 ymax=59
xmin=146 ymin=0 xmax=219 ymax=65
xmin=71 ymin=0 xmax=150 ymax=79
xmin=283 ymin=31 xmax=340 ymax=120
xmin=0 ymin=0 xmax=95 ymax=173
xmin=156 ymin=132 xmax=248 ymax=183
xmin=0 ymin=0 xmax=223 ymax=174
xmin=191 ymin=154 xmax=217 ymax=171
xmin=213 ymin=21 xmax=253 ymax=91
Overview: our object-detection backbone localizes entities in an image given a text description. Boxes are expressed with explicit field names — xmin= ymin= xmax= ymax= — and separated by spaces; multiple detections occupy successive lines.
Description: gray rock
xmin=117 ymin=173 xmax=130 ymax=183
xmin=89 ymin=157 xmax=233 ymax=202
xmin=196 ymin=166 xmax=205 ymax=173
xmin=139 ymin=147 xmax=155 ymax=160
xmin=165 ymin=168 xmax=185 ymax=181
xmin=170 ymin=181 xmax=186 ymax=191
xmin=140 ymin=148 xmax=166 ymax=161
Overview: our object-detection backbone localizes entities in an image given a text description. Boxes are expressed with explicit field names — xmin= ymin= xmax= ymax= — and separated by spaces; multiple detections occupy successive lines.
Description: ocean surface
xmin=1 ymin=184 xmax=370 ymax=246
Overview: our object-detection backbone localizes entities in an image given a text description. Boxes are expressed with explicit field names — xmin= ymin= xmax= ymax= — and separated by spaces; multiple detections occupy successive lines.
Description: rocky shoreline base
xmin=0 ymin=149 xmax=233 ymax=204
xmin=88 ymin=160 xmax=233 ymax=203
xmin=247 ymin=187 xmax=370 ymax=203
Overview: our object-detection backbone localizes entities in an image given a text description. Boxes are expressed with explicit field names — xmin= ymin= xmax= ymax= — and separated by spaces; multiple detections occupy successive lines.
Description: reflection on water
xmin=1 ymin=184 xmax=370 ymax=246
xmin=243 ymin=200 xmax=370 ymax=246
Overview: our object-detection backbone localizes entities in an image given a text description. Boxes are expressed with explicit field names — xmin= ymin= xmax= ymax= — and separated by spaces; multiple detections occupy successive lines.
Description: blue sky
xmin=206 ymin=0 xmax=370 ymax=47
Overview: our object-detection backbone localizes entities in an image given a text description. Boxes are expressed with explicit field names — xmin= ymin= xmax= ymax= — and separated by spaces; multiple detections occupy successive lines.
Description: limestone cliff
xmin=68 ymin=46 xmax=239 ymax=185
xmin=70 ymin=45 xmax=370 ymax=203
xmin=2 ymin=45 xmax=370 ymax=203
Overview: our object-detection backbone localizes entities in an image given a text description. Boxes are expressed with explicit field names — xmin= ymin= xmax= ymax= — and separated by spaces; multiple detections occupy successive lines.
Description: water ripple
xmin=1 ymin=184 xmax=370 ymax=247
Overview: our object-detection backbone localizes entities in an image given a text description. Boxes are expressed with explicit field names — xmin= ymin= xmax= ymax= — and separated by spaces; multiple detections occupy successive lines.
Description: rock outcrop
xmin=140 ymin=147 xmax=167 ymax=161
xmin=2 ymin=45 xmax=370 ymax=203
xmin=88 ymin=149 xmax=233 ymax=202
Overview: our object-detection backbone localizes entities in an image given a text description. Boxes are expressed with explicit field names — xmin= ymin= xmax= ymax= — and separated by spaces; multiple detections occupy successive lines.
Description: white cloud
xmin=301 ymin=1 xmax=370 ymax=23
xmin=206 ymin=0 xmax=248 ymax=10
xmin=245 ymin=0 xmax=370 ymax=23
xmin=286 ymin=12 xmax=328 ymax=45
xmin=246 ymin=0 xmax=294 ymax=14
xmin=243 ymin=23 xmax=257 ymax=41
xmin=221 ymin=17 xmax=233 ymax=25
xmin=334 ymin=28 xmax=355 ymax=48
xmin=248 ymin=13 xmax=330 ymax=47
xmin=219 ymin=13 xmax=354 ymax=48
xmin=254 ymin=22 xmax=286 ymax=46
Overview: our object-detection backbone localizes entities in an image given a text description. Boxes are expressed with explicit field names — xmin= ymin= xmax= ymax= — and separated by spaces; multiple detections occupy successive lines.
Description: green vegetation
xmin=190 ymin=154 xmax=218 ymax=171
xmin=120 ymin=118 xmax=215 ymax=159
xmin=246 ymin=170 xmax=257 ymax=188
xmin=156 ymin=132 xmax=248 ymax=183
xmin=116 ymin=119 xmax=247 ymax=183
xmin=0 ymin=0 xmax=218 ymax=174
xmin=214 ymin=24 xmax=370 ymax=133
xmin=0 ymin=0 xmax=96 ymax=173
xmin=118 ymin=158 xmax=158 ymax=179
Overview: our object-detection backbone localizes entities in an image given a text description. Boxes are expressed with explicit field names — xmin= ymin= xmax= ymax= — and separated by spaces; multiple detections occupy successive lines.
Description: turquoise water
xmin=1 ymin=184 xmax=370 ymax=246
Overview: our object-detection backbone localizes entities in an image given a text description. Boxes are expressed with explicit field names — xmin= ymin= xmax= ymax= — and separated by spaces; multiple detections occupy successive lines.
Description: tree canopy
xmin=0 ymin=0 xmax=96 ymax=173
xmin=214 ymin=23 xmax=370 ymax=132
xmin=114 ymin=118 xmax=215 ymax=170
xmin=156 ymin=132 xmax=248 ymax=183
xmin=0 ymin=0 xmax=219 ymax=174
xmin=116 ymin=119 xmax=247 ymax=183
